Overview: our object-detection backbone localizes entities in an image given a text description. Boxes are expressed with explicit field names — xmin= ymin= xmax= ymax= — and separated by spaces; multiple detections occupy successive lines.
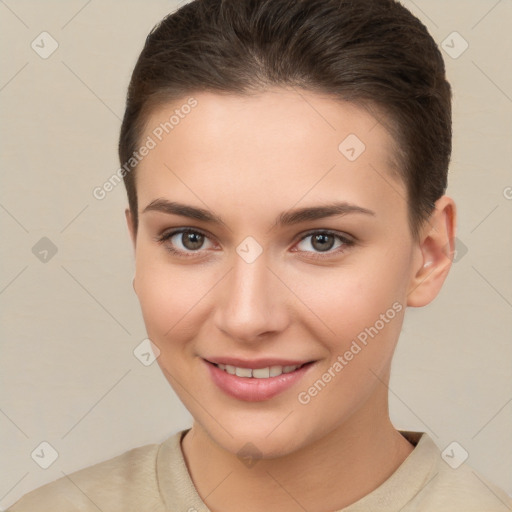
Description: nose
xmin=214 ymin=250 xmax=289 ymax=344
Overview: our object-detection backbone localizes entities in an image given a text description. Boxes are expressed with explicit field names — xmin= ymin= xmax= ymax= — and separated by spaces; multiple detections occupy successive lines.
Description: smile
xmin=204 ymin=359 xmax=316 ymax=401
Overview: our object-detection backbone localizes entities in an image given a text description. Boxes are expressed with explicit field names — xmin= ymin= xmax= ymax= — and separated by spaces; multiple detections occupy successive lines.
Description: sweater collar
xmin=156 ymin=429 xmax=437 ymax=512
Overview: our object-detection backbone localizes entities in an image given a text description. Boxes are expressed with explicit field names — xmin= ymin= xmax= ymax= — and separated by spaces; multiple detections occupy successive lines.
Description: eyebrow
xmin=141 ymin=198 xmax=375 ymax=229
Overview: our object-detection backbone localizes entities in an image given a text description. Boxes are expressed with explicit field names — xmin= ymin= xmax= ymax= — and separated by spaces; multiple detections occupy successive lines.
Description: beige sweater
xmin=7 ymin=430 xmax=512 ymax=511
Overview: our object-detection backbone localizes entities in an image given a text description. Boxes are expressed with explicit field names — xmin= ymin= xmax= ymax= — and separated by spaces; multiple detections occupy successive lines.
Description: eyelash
xmin=155 ymin=228 xmax=355 ymax=260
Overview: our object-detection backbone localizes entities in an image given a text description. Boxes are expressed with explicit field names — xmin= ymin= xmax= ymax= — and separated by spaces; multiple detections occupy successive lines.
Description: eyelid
xmin=293 ymin=228 xmax=355 ymax=246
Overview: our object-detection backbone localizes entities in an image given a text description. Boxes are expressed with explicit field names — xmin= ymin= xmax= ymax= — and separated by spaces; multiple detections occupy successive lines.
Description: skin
xmin=125 ymin=88 xmax=456 ymax=512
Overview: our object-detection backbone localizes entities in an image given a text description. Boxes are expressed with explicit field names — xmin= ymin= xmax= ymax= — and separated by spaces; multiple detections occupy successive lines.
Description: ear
xmin=125 ymin=208 xmax=139 ymax=295
xmin=125 ymin=208 xmax=137 ymax=251
xmin=407 ymin=195 xmax=457 ymax=307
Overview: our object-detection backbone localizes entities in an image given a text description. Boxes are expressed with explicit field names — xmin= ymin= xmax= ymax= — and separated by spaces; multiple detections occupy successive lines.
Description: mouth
xmin=203 ymin=358 xmax=316 ymax=401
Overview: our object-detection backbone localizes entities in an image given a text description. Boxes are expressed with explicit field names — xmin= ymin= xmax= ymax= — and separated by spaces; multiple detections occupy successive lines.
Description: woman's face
xmin=128 ymin=89 xmax=422 ymax=457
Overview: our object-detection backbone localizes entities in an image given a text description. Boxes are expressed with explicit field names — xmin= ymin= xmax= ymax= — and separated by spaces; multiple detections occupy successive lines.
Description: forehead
xmin=141 ymin=88 xmax=397 ymax=163
xmin=135 ymin=89 xmax=406 ymax=227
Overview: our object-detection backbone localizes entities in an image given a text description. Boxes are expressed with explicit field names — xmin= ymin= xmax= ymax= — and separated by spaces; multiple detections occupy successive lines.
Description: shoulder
xmin=349 ymin=431 xmax=512 ymax=512
xmin=417 ymin=461 xmax=512 ymax=511
xmin=402 ymin=433 xmax=512 ymax=511
xmin=6 ymin=441 xmax=165 ymax=512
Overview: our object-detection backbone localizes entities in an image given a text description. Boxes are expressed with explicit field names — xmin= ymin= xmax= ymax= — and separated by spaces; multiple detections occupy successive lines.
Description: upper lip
xmin=205 ymin=356 xmax=314 ymax=369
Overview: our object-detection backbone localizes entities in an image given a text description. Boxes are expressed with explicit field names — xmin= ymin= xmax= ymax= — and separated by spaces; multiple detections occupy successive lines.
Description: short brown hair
xmin=119 ymin=0 xmax=451 ymax=238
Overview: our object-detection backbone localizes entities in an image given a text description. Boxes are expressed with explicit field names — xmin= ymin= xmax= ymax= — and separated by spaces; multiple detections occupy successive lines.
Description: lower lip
xmin=205 ymin=360 xmax=314 ymax=402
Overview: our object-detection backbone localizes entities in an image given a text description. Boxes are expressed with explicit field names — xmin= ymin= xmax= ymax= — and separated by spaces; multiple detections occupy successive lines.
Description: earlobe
xmin=406 ymin=196 xmax=457 ymax=307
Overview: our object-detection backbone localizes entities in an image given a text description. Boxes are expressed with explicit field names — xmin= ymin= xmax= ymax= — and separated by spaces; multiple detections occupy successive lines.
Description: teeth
xmin=216 ymin=363 xmax=302 ymax=378
xmin=252 ymin=367 xmax=270 ymax=379
xmin=235 ymin=367 xmax=252 ymax=378
xmin=269 ymin=365 xmax=283 ymax=377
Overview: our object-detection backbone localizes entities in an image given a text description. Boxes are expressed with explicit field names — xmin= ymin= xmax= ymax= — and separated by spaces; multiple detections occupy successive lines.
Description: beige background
xmin=1 ymin=0 xmax=511 ymax=508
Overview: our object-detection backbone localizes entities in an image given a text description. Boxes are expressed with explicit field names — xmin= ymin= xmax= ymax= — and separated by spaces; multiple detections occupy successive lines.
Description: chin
xmin=196 ymin=411 xmax=324 ymax=460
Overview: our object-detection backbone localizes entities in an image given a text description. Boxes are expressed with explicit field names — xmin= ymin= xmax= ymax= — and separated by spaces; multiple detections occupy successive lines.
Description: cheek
xmin=134 ymin=250 xmax=201 ymax=343
xmin=295 ymin=259 xmax=406 ymax=340
xmin=292 ymin=265 xmax=406 ymax=427
xmin=290 ymin=249 xmax=410 ymax=398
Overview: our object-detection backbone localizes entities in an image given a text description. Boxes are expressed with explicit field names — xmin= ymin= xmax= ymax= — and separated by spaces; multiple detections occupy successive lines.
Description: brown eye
xmin=180 ymin=231 xmax=205 ymax=250
xmin=294 ymin=230 xmax=354 ymax=259
xmin=156 ymin=228 xmax=215 ymax=257
xmin=310 ymin=233 xmax=335 ymax=252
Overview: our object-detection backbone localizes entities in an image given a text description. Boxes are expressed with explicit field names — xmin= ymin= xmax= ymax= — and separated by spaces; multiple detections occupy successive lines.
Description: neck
xmin=181 ymin=388 xmax=414 ymax=512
